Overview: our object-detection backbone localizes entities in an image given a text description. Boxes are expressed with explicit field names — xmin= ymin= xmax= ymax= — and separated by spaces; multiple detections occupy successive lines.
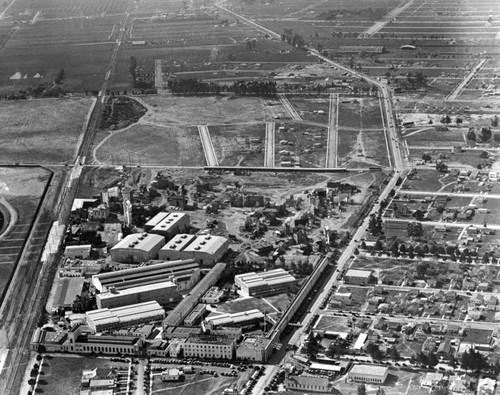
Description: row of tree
xmin=167 ymin=78 xmax=277 ymax=96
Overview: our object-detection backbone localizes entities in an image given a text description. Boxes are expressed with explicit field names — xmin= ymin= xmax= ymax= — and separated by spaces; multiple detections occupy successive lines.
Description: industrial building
xmin=92 ymin=259 xmax=200 ymax=293
xmin=85 ymin=301 xmax=165 ymax=332
xmin=234 ymin=269 xmax=296 ymax=297
xmin=347 ymin=364 xmax=389 ymax=384
xmin=64 ymin=244 xmax=92 ymax=259
xmin=144 ymin=212 xmax=170 ymax=231
xmin=236 ymin=337 xmax=274 ymax=362
xmin=201 ymin=287 xmax=225 ymax=304
xmin=96 ymin=281 xmax=180 ymax=309
xmin=344 ymin=269 xmax=373 ymax=285
xmin=150 ymin=212 xmax=190 ymax=240
xmin=51 ymin=277 xmax=85 ymax=312
xmin=204 ymin=309 xmax=267 ymax=329
xmin=159 ymin=234 xmax=229 ymax=266
xmin=284 ymin=376 xmax=333 ymax=393
xmin=184 ymin=304 xmax=207 ymax=326
xmin=162 ymin=262 xmax=227 ymax=328
xmin=110 ymin=233 xmax=165 ymax=263
xmin=183 ymin=334 xmax=236 ymax=359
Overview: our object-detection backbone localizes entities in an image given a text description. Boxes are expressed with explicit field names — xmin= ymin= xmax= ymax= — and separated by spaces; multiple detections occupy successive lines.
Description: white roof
xmin=98 ymin=281 xmax=177 ymax=301
xmin=145 ymin=212 xmax=169 ymax=228
xmin=235 ymin=269 xmax=295 ymax=288
xmin=111 ymin=233 xmax=165 ymax=252
xmin=310 ymin=362 xmax=343 ymax=372
xmin=345 ymin=269 xmax=372 ymax=278
xmin=353 ymin=333 xmax=368 ymax=350
xmin=152 ymin=212 xmax=188 ymax=233
xmin=162 ymin=233 xmax=196 ymax=251
xmin=205 ymin=309 xmax=263 ymax=327
xmin=86 ymin=301 xmax=165 ymax=328
xmin=183 ymin=235 xmax=228 ymax=255
xmin=349 ymin=364 xmax=388 ymax=377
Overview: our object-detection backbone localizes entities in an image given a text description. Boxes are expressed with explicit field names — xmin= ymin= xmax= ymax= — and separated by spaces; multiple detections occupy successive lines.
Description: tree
xmin=129 ymin=56 xmax=137 ymax=82
xmin=422 ymin=153 xmax=432 ymax=162
xmin=479 ymin=126 xmax=492 ymax=142
xmin=466 ymin=129 xmax=476 ymax=142
xmin=427 ymin=352 xmax=439 ymax=367
xmin=357 ymin=384 xmax=367 ymax=395
xmin=376 ymin=388 xmax=386 ymax=395
xmin=491 ymin=115 xmax=499 ymax=127
xmin=493 ymin=132 xmax=500 ymax=143
xmin=416 ymin=262 xmax=430 ymax=278
xmin=407 ymin=222 xmax=423 ymax=238
xmin=54 ymin=68 xmax=65 ymax=84
xmin=388 ymin=346 xmax=400 ymax=361
xmin=436 ymin=161 xmax=448 ymax=172
xmin=455 ymin=117 xmax=462 ymax=124
xmin=413 ymin=209 xmax=425 ymax=221
xmin=305 ymin=333 xmax=319 ymax=357
xmin=461 ymin=348 xmax=489 ymax=372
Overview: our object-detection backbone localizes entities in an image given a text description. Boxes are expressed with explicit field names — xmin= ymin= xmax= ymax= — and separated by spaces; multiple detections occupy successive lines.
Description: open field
xmin=209 ymin=123 xmax=266 ymax=167
xmin=35 ymin=355 xmax=127 ymax=395
xmin=337 ymin=128 xmax=388 ymax=168
xmin=141 ymin=95 xmax=269 ymax=125
xmin=337 ymin=97 xmax=384 ymax=130
xmin=95 ymin=123 xmax=205 ymax=166
xmin=274 ymin=122 xmax=327 ymax=168
xmin=0 ymin=98 xmax=92 ymax=164
xmin=287 ymin=96 xmax=329 ymax=124
xmin=0 ymin=167 xmax=51 ymax=299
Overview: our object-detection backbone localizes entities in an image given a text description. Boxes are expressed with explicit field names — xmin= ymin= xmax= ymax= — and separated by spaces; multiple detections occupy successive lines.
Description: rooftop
xmin=111 ymin=233 xmax=165 ymax=252
xmin=145 ymin=212 xmax=170 ymax=228
xmin=152 ymin=212 xmax=188 ymax=233
xmin=98 ymin=281 xmax=177 ymax=300
xmin=235 ymin=269 xmax=296 ymax=287
xmin=345 ymin=269 xmax=372 ymax=278
xmin=162 ymin=234 xmax=196 ymax=251
xmin=86 ymin=301 xmax=165 ymax=328
xmin=205 ymin=309 xmax=264 ymax=327
xmin=186 ymin=334 xmax=234 ymax=345
xmin=349 ymin=364 xmax=389 ymax=377
xmin=183 ymin=235 xmax=228 ymax=254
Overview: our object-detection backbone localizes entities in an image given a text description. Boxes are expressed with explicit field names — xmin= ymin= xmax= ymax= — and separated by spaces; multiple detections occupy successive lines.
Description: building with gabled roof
xmin=159 ymin=234 xmax=229 ymax=266
xmin=234 ymin=269 xmax=296 ymax=297
xmin=110 ymin=233 xmax=165 ymax=263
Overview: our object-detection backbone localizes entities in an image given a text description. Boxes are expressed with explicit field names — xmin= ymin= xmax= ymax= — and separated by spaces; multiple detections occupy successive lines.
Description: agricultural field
xmin=0 ymin=167 xmax=51 ymax=299
xmin=94 ymin=123 xmax=205 ymax=167
xmin=209 ymin=123 xmax=266 ymax=167
xmin=274 ymin=122 xmax=327 ymax=168
xmin=0 ymin=98 xmax=92 ymax=164
xmin=140 ymin=95 xmax=269 ymax=125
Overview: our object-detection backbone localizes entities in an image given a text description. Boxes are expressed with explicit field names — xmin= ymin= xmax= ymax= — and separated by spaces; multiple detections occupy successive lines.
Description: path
xmin=358 ymin=0 xmax=414 ymax=38
xmin=446 ymin=59 xmax=487 ymax=101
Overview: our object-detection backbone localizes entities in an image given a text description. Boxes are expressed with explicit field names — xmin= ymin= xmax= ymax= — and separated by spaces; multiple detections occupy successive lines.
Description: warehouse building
xmin=110 ymin=233 xmax=165 ymax=263
xmin=86 ymin=301 xmax=165 ymax=332
xmin=344 ymin=269 xmax=372 ymax=285
xmin=92 ymin=259 xmax=200 ymax=293
xmin=184 ymin=304 xmax=207 ymax=326
xmin=150 ymin=212 xmax=190 ymax=240
xmin=234 ymin=269 xmax=296 ymax=297
xmin=347 ymin=364 xmax=389 ymax=384
xmin=51 ymin=277 xmax=85 ymax=312
xmin=162 ymin=262 xmax=227 ymax=328
xmin=236 ymin=337 xmax=274 ymax=362
xmin=144 ymin=212 xmax=170 ymax=231
xmin=183 ymin=334 xmax=236 ymax=360
xmin=204 ymin=309 xmax=266 ymax=329
xmin=159 ymin=234 xmax=229 ymax=266
xmin=96 ymin=281 xmax=180 ymax=309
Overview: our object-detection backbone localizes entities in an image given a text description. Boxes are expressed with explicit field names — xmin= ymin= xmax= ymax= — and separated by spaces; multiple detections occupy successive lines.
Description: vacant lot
xmin=337 ymin=97 xmax=384 ymax=129
xmin=337 ymin=128 xmax=388 ymax=168
xmin=95 ymin=123 xmax=205 ymax=166
xmin=141 ymin=95 xmax=268 ymax=125
xmin=209 ymin=123 xmax=265 ymax=166
xmin=0 ymin=98 xmax=92 ymax=164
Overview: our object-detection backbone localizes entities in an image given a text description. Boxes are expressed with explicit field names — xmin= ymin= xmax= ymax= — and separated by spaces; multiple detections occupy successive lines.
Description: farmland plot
xmin=0 ymin=98 xmax=92 ymax=164
xmin=95 ymin=123 xmax=206 ymax=166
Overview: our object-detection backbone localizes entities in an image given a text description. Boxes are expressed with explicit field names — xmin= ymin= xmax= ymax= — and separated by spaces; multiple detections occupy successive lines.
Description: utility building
xmin=110 ymin=233 xmax=165 ymax=263
xmin=348 ymin=364 xmax=389 ymax=384
xmin=159 ymin=234 xmax=229 ymax=266
xmin=344 ymin=269 xmax=372 ymax=285
xmin=234 ymin=269 xmax=296 ymax=297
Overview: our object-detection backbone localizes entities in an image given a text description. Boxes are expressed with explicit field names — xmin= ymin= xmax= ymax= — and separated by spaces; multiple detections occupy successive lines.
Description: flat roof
xmin=345 ymin=269 xmax=372 ymax=278
xmin=183 ymin=235 xmax=228 ymax=255
xmin=186 ymin=334 xmax=234 ymax=345
xmin=205 ymin=309 xmax=264 ymax=327
xmin=349 ymin=364 xmax=388 ymax=377
xmin=53 ymin=277 xmax=85 ymax=308
xmin=152 ymin=212 xmax=188 ymax=233
xmin=98 ymin=281 xmax=177 ymax=300
xmin=111 ymin=233 xmax=165 ymax=253
xmin=235 ymin=269 xmax=295 ymax=288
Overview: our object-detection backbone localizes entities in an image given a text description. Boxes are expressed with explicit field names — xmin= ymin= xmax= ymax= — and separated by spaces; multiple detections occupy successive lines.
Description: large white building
xmin=234 ymin=269 xmax=296 ymax=297
xmin=85 ymin=301 xmax=165 ymax=332
xmin=92 ymin=259 xmax=200 ymax=293
xmin=96 ymin=281 xmax=180 ymax=309
xmin=159 ymin=234 xmax=229 ymax=266
xmin=183 ymin=334 xmax=236 ymax=360
xmin=150 ymin=212 xmax=190 ymax=240
xmin=204 ymin=309 xmax=266 ymax=329
xmin=110 ymin=233 xmax=165 ymax=263
xmin=347 ymin=364 xmax=389 ymax=384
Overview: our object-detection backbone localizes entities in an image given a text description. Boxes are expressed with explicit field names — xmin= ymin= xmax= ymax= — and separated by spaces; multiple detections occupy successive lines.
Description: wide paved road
xmin=264 ymin=122 xmax=275 ymax=167
xmin=278 ymin=93 xmax=302 ymax=121
xmin=198 ymin=125 xmax=219 ymax=166
xmin=325 ymin=93 xmax=339 ymax=168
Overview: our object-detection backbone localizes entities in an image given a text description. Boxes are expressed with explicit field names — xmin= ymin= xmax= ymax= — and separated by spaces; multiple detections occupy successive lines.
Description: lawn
xmin=0 ymin=98 xmax=92 ymax=164
xmin=95 ymin=123 xmax=205 ymax=166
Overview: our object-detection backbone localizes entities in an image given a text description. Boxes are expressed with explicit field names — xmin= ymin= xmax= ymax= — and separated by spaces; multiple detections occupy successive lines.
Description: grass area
xmin=337 ymin=97 xmax=384 ymax=129
xmin=140 ymin=95 xmax=268 ymax=125
xmin=37 ymin=355 xmax=122 ymax=395
xmin=95 ymin=123 xmax=205 ymax=166
xmin=287 ymin=96 xmax=329 ymax=124
xmin=0 ymin=98 xmax=92 ymax=164
xmin=209 ymin=123 xmax=266 ymax=166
